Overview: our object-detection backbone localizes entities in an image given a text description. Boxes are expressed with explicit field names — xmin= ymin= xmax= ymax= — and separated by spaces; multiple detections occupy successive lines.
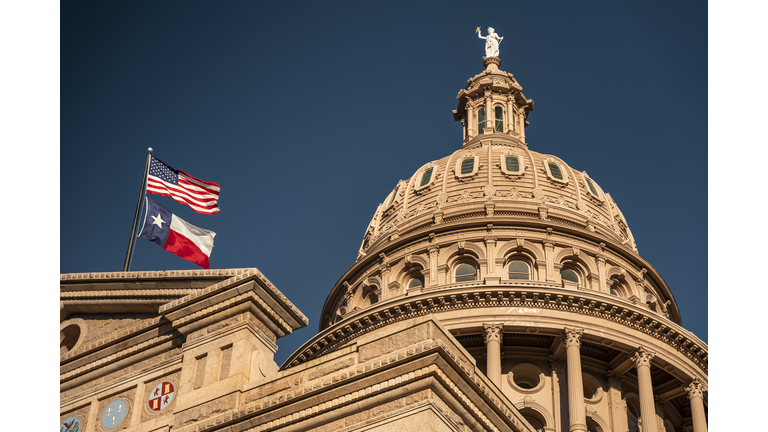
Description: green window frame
xmin=460 ymin=158 xmax=474 ymax=175
xmin=505 ymin=156 xmax=519 ymax=172
xmin=561 ymin=268 xmax=579 ymax=283
xmin=420 ymin=168 xmax=433 ymax=187
xmin=548 ymin=163 xmax=563 ymax=180
xmin=586 ymin=178 xmax=598 ymax=196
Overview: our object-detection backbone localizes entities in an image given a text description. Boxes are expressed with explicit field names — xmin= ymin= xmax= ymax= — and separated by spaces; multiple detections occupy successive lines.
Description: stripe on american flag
xmin=146 ymin=156 xmax=221 ymax=214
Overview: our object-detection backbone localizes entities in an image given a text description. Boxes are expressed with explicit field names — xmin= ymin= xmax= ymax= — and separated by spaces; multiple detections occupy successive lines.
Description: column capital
xmin=549 ymin=355 xmax=566 ymax=374
xmin=563 ymin=328 xmax=584 ymax=348
xmin=427 ymin=245 xmax=440 ymax=256
xmin=596 ymin=256 xmax=606 ymax=265
xmin=631 ymin=346 xmax=655 ymax=368
xmin=684 ymin=378 xmax=707 ymax=400
xmin=605 ymin=370 xmax=623 ymax=391
xmin=483 ymin=323 xmax=503 ymax=344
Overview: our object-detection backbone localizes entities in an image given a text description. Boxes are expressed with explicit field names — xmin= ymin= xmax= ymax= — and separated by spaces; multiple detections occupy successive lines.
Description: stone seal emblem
xmin=147 ymin=381 xmax=177 ymax=412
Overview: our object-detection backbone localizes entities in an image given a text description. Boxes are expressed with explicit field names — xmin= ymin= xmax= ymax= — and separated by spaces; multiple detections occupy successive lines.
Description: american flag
xmin=146 ymin=156 xmax=221 ymax=214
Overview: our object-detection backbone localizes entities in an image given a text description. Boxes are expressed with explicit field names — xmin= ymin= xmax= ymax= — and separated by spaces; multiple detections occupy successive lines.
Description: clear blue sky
xmin=60 ymin=1 xmax=707 ymax=366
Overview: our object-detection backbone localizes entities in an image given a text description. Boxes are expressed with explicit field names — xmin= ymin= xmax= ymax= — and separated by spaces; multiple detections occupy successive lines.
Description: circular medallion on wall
xmin=100 ymin=398 xmax=129 ymax=430
xmin=147 ymin=381 xmax=177 ymax=413
xmin=60 ymin=415 xmax=83 ymax=432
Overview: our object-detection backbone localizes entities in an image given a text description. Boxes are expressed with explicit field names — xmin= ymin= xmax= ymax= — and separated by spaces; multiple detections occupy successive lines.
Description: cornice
xmin=296 ymin=285 xmax=705 ymax=374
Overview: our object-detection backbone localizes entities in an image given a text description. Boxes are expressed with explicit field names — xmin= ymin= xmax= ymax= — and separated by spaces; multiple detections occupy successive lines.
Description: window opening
xmin=495 ymin=106 xmax=504 ymax=132
xmin=455 ymin=263 xmax=477 ymax=282
xmin=420 ymin=168 xmax=433 ymax=187
xmin=508 ymin=261 xmax=530 ymax=280
xmin=506 ymin=156 xmax=519 ymax=172
xmin=460 ymin=158 xmax=474 ymax=175
xmin=548 ymin=163 xmax=563 ymax=180
xmin=477 ymin=108 xmax=486 ymax=134
xmin=561 ymin=268 xmax=579 ymax=283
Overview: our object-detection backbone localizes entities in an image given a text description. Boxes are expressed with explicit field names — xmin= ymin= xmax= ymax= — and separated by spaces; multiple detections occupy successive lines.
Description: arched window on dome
xmin=477 ymin=107 xmax=486 ymax=134
xmin=494 ymin=106 xmax=504 ymax=132
xmin=408 ymin=275 xmax=425 ymax=290
xmin=561 ymin=268 xmax=580 ymax=285
xmin=508 ymin=261 xmax=530 ymax=280
xmin=455 ymin=262 xmax=478 ymax=282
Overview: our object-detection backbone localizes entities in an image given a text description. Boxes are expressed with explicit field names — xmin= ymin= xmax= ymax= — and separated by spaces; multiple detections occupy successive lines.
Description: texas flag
xmin=139 ymin=198 xmax=216 ymax=269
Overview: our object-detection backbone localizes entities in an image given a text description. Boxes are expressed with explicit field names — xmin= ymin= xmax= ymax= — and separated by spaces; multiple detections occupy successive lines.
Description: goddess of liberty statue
xmin=477 ymin=27 xmax=503 ymax=57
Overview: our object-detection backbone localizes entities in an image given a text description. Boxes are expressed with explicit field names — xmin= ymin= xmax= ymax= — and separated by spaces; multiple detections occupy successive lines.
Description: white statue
xmin=478 ymin=27 xmax=503 ymax=57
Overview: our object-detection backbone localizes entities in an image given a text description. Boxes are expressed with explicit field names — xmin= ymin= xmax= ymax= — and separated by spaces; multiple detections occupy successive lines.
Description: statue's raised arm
xmin=479 ymin=27 xmax=503 ymax=58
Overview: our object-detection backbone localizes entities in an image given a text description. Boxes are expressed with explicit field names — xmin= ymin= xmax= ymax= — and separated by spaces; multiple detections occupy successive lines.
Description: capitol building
xmin=60 ymin=51 xmax=708 ymax=432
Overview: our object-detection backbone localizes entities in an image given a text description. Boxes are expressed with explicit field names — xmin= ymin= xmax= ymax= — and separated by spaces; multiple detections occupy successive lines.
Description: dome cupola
xmin=453 ymin=57 xmax=534 ymax=149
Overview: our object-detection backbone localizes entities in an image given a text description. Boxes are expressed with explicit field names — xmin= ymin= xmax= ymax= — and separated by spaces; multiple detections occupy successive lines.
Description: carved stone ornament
xmin=605 ymin=370 xmax=622 ymax=390
xmin=549 ymin=355 xmax=566 ymax=374
xmin=483 ymin=184 xmax=497 ymax=198
xmin=684 ymin=378 xmax=706 ymax=399
xmin=563 ymin=328 xmax=583 ymax=348
xmin=483 ymin=323 xmax=503 ymax=344
xmin=437 ymin=192 xmax=448 ymax=205
xmin=631 ymin=346 xmax=655 ymax=368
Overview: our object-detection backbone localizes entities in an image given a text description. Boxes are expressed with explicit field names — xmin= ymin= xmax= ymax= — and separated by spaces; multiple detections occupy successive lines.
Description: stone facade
xmin=61 ymin=58 xmax=706 ymax=432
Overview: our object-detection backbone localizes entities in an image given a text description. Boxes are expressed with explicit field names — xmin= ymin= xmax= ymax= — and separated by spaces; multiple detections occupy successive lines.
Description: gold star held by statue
xmin=475 ymin=26 xmax=481 ymax=33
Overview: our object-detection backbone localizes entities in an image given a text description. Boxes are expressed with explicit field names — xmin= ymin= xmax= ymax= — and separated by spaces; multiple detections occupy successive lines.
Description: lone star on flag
xmin=151 ymin=213 xmax=166 ymax=228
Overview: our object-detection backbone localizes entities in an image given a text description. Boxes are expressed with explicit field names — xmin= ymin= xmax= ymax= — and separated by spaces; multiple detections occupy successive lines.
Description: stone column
xmin=485 ymin=89 xmax=493 ymax=130
xmin=564 ymin=328 xmax=587 ymax=432
xmin=605 ymin=370 xmax=626 ymax=432
xmin=685 ymin=378 xmax=708 ymax=432
xmin=632 ymin=347 xmax=658 ymax=432
xmin=485 ymin=237 xmax=497 ymax=275
xmin=544 ymin=240 xmax=556 ymax=282
xmin=519 ymin=110 xmax=526 ymax=141
xmin=506 ymin=95 xmax=515 ymax=134
xmin=428 ymin=246 xmax=439 ymax=285
xmin=467 ymin=101 xmax=475 ymax=137
xmin=483 ymin=323 xmax=503 ymax=387
xmin=549 ymin=356 xmax=566 ymax=432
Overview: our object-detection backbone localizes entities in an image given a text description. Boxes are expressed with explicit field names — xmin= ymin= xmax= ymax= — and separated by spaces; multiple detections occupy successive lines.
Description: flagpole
xmin=123 ymin=148 xmax=153 ymax=272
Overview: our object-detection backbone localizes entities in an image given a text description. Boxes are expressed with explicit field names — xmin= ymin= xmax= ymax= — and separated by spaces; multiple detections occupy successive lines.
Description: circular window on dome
xmin=455 ymin=262 xmax=478 ymax=282
xmin=507 ymin=363 xmax=545 ymax=393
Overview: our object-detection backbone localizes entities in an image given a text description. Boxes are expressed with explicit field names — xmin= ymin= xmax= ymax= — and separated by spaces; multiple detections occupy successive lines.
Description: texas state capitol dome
xmin=283 ymin=57 xmax=708 ymax=432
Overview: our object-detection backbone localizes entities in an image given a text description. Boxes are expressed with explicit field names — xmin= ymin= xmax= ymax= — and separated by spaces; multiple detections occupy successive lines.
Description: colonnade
xmin=481 ymin=324 xmax=707 ymax=432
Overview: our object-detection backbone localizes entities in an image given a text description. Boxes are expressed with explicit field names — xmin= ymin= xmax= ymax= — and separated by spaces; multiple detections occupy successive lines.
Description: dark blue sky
xmin=60 ymin=1 xmax=707 ymax=366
